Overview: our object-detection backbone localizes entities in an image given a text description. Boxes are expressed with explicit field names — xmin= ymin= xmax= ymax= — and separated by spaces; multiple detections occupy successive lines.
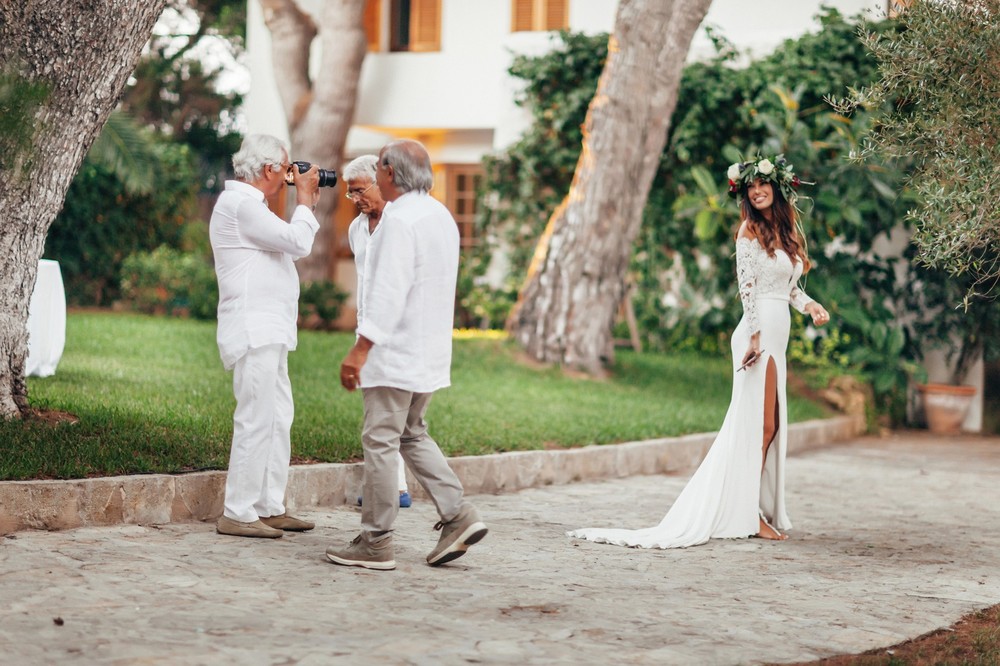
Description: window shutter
xmin=544 ymin=0 xmax=567 ymax=31
xmin=409 ymin=0 xmax=441 ymax=52
xmin=363 ymin=0 xmax=381 ymax=51
xmin=511 ymin=0 xmax=535 ymax=32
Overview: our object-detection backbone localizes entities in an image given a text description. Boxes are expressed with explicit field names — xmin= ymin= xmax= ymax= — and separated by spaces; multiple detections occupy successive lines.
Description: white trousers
xmin=223 ymin=344 xmax=293 ymax=523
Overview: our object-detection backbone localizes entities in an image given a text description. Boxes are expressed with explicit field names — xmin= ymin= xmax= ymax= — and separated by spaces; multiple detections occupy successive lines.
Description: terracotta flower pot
xmin=917 ymin=383 xmax=977 ymax=434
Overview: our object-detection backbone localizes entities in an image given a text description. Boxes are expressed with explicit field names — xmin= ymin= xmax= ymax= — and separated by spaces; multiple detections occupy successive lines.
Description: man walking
xmin=210 ymin=134 xmax=320 ymax=538
xmin=327 ymin=140 xmax=487 ymax=570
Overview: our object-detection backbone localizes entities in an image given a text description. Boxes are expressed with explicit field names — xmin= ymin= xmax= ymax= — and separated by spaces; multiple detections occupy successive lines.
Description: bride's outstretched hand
xmin=806 ymin=302 xmax=830 ymax=327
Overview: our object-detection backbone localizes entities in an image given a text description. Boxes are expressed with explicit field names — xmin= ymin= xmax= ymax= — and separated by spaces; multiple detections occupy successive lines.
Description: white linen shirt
xmin=347 ymin=211 xmax=377 ymax=329
xmin=210 ymin=180 xmax=319 ymax=370
xmin=356 ymin=191 xmax=459 ymax=393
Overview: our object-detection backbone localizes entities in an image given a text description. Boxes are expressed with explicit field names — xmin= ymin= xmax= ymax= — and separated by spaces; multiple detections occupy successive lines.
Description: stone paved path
xmin=1 ymin=432 xmax=998 ymax=665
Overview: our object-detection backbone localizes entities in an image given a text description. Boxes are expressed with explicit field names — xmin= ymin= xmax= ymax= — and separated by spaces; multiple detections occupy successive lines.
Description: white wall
xmin=245 ymin=0 xmax=887 ymax=155
xmin=691 ymin=0 xmax=883 ymax=61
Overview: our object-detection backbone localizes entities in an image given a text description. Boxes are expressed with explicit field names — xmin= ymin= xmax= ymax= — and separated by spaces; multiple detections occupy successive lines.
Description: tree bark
xmin=0 ymin=0 xmax=167 ymax=418
xmin=507 ymin=0 xmax=713 ymax=375
xmin=260 ymin=0 xmax=367 ymax=281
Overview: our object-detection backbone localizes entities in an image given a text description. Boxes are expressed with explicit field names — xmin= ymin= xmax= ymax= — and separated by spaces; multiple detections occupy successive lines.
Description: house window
xmin=443 ymin=165 xmax=483 ymax=250
xmin=389 ymin=0 xmax=441 ymax=52
xmin=511 ymin=0 xmax=568 ymax=32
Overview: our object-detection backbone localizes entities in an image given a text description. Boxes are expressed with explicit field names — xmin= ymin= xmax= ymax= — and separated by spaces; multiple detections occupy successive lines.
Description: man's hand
xmin=340 ymin=336 xmax=374 ymax=391
xmin=293 ymin=163 xmax=321 ymax=210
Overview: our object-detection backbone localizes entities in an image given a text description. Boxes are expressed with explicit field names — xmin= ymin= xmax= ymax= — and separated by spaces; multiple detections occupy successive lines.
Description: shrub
xmin=298 ymin=280 xmax=348 ymax=331
xmin=119 ymin=246 xmax=217 ymax=319
xmin=45 ymin=141 xmax=199 ymax=305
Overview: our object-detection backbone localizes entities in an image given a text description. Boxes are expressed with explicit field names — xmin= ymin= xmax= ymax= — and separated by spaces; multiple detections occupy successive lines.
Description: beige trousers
xmin=360 ymin=386 xmax=464 ymax=533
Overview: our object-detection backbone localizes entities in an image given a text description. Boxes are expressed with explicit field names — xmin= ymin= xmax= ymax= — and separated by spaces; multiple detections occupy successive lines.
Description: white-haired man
xmin=327 ymin=139 xmax=487 ymax=570
xmin=342 ymin=154 xmax=412 ymax=509
xmin=210 ymin=133 xmax=320 ymax=539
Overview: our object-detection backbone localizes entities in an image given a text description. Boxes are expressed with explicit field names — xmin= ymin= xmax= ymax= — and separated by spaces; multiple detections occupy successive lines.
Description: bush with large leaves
xmin=471 ymin=8 xmax=999 ymax=423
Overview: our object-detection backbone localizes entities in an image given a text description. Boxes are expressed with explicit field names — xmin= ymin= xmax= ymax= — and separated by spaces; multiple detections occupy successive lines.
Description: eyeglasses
xmin=345 ymin=182 xmax=378 ymax=200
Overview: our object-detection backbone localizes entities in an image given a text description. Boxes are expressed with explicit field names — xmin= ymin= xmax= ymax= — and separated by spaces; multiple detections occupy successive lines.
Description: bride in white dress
xmin=568 ymin=155 xmax=830 ymax=549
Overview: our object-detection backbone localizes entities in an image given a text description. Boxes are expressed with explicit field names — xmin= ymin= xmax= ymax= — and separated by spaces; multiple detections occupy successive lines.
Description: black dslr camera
xmin=285 ymin=160 xmax=337 ymax=188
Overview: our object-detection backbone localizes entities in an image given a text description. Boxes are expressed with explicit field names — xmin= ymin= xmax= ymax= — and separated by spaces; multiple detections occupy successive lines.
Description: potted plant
xmin=911 ymin=270 xmax=1000 ymax=434
xmin=916 ymin=383 xmax=976 ymax=434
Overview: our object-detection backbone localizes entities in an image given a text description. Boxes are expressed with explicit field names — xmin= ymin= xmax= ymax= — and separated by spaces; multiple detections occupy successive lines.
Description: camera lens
xmin=316 ymin=168 xmax=337 ymax=188
xmin=287 ymin=161 xmax=337 ymax=188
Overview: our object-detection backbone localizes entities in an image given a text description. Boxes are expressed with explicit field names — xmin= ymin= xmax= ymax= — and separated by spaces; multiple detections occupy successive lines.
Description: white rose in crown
xmin=727 ymin=163 xmax=742 ymax=181
xmin=757 ymin=159 xmax=775 ymax=175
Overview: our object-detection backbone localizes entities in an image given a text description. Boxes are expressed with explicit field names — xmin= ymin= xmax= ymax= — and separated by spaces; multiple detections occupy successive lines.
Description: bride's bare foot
xmin=756 ymin=517 xmax=788 ymax=541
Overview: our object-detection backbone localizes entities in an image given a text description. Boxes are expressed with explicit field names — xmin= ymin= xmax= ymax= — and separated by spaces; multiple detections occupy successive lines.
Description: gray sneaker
xmin=325 ymin=533 xmax=395 ymax=571
xmin=426 ymin=504 xmax=488 ymax=567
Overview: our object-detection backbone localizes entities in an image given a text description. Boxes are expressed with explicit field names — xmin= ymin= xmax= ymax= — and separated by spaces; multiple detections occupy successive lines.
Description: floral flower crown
xmin=726 ymin=154 xmax=810 ymax=203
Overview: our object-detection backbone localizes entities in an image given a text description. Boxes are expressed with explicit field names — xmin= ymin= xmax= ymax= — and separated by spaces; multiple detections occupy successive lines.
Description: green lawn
xmin=0 ymin=311 xmax=830 ymax=480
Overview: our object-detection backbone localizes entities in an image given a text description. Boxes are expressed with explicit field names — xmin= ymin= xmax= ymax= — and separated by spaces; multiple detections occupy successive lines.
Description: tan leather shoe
xmin=216 ymin=516 xmax=283 ymax=538
xmin=259 ymin=514 xmax=315 ymax=532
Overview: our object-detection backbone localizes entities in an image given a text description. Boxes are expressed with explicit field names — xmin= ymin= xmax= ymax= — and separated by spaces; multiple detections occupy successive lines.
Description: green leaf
xmin=887 ymin=326 xmax=905 ymax=356
xmin=690 ymin=166 xmax=719 ymax=196
xmin=86 ymin=112 xmax=157 ymax=195
xmin=694 ymin=208 xmax=716 ymax=241
xmin=868 ymin=176 xmax=897 ymax=200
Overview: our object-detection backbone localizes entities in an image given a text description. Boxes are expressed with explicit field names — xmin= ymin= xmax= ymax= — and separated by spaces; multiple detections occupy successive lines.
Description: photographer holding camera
xmin=209 ymin=133 xmax=333 ymax=539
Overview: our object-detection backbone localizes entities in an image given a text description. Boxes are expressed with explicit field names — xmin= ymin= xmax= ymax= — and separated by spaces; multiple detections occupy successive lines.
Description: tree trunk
xmin=260 ymin=0 xmax=367 ymax=281
xmin=0 ymin=1 xmax=167 ymax=418
xmin=506 ymin=0 xmax=713 ymax=375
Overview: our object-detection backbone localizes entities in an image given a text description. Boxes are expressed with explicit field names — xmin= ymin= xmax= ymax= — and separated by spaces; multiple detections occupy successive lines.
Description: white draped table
xmin=26 ymin=259 xmax=67 ymax=378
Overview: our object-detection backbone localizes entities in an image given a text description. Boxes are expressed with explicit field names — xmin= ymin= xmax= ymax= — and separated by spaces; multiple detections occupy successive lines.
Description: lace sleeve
xmin=735 ymin=237 xmax=760 ymax=336
xmin=790 ymin=284 xmax=814 ymax=315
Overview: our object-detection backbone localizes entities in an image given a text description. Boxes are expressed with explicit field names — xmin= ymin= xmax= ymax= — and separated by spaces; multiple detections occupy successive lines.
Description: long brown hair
xmin=737 ymin=181 xmax=811 ymax=273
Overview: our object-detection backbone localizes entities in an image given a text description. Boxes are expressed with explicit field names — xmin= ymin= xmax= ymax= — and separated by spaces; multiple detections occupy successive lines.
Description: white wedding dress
xmin=568 ymin=237 xmax=813 ymax=548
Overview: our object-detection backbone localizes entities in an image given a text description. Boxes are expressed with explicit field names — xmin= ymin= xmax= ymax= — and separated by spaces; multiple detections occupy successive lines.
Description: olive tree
xmin=835 ymin=0 xmax=1000 ymax=298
